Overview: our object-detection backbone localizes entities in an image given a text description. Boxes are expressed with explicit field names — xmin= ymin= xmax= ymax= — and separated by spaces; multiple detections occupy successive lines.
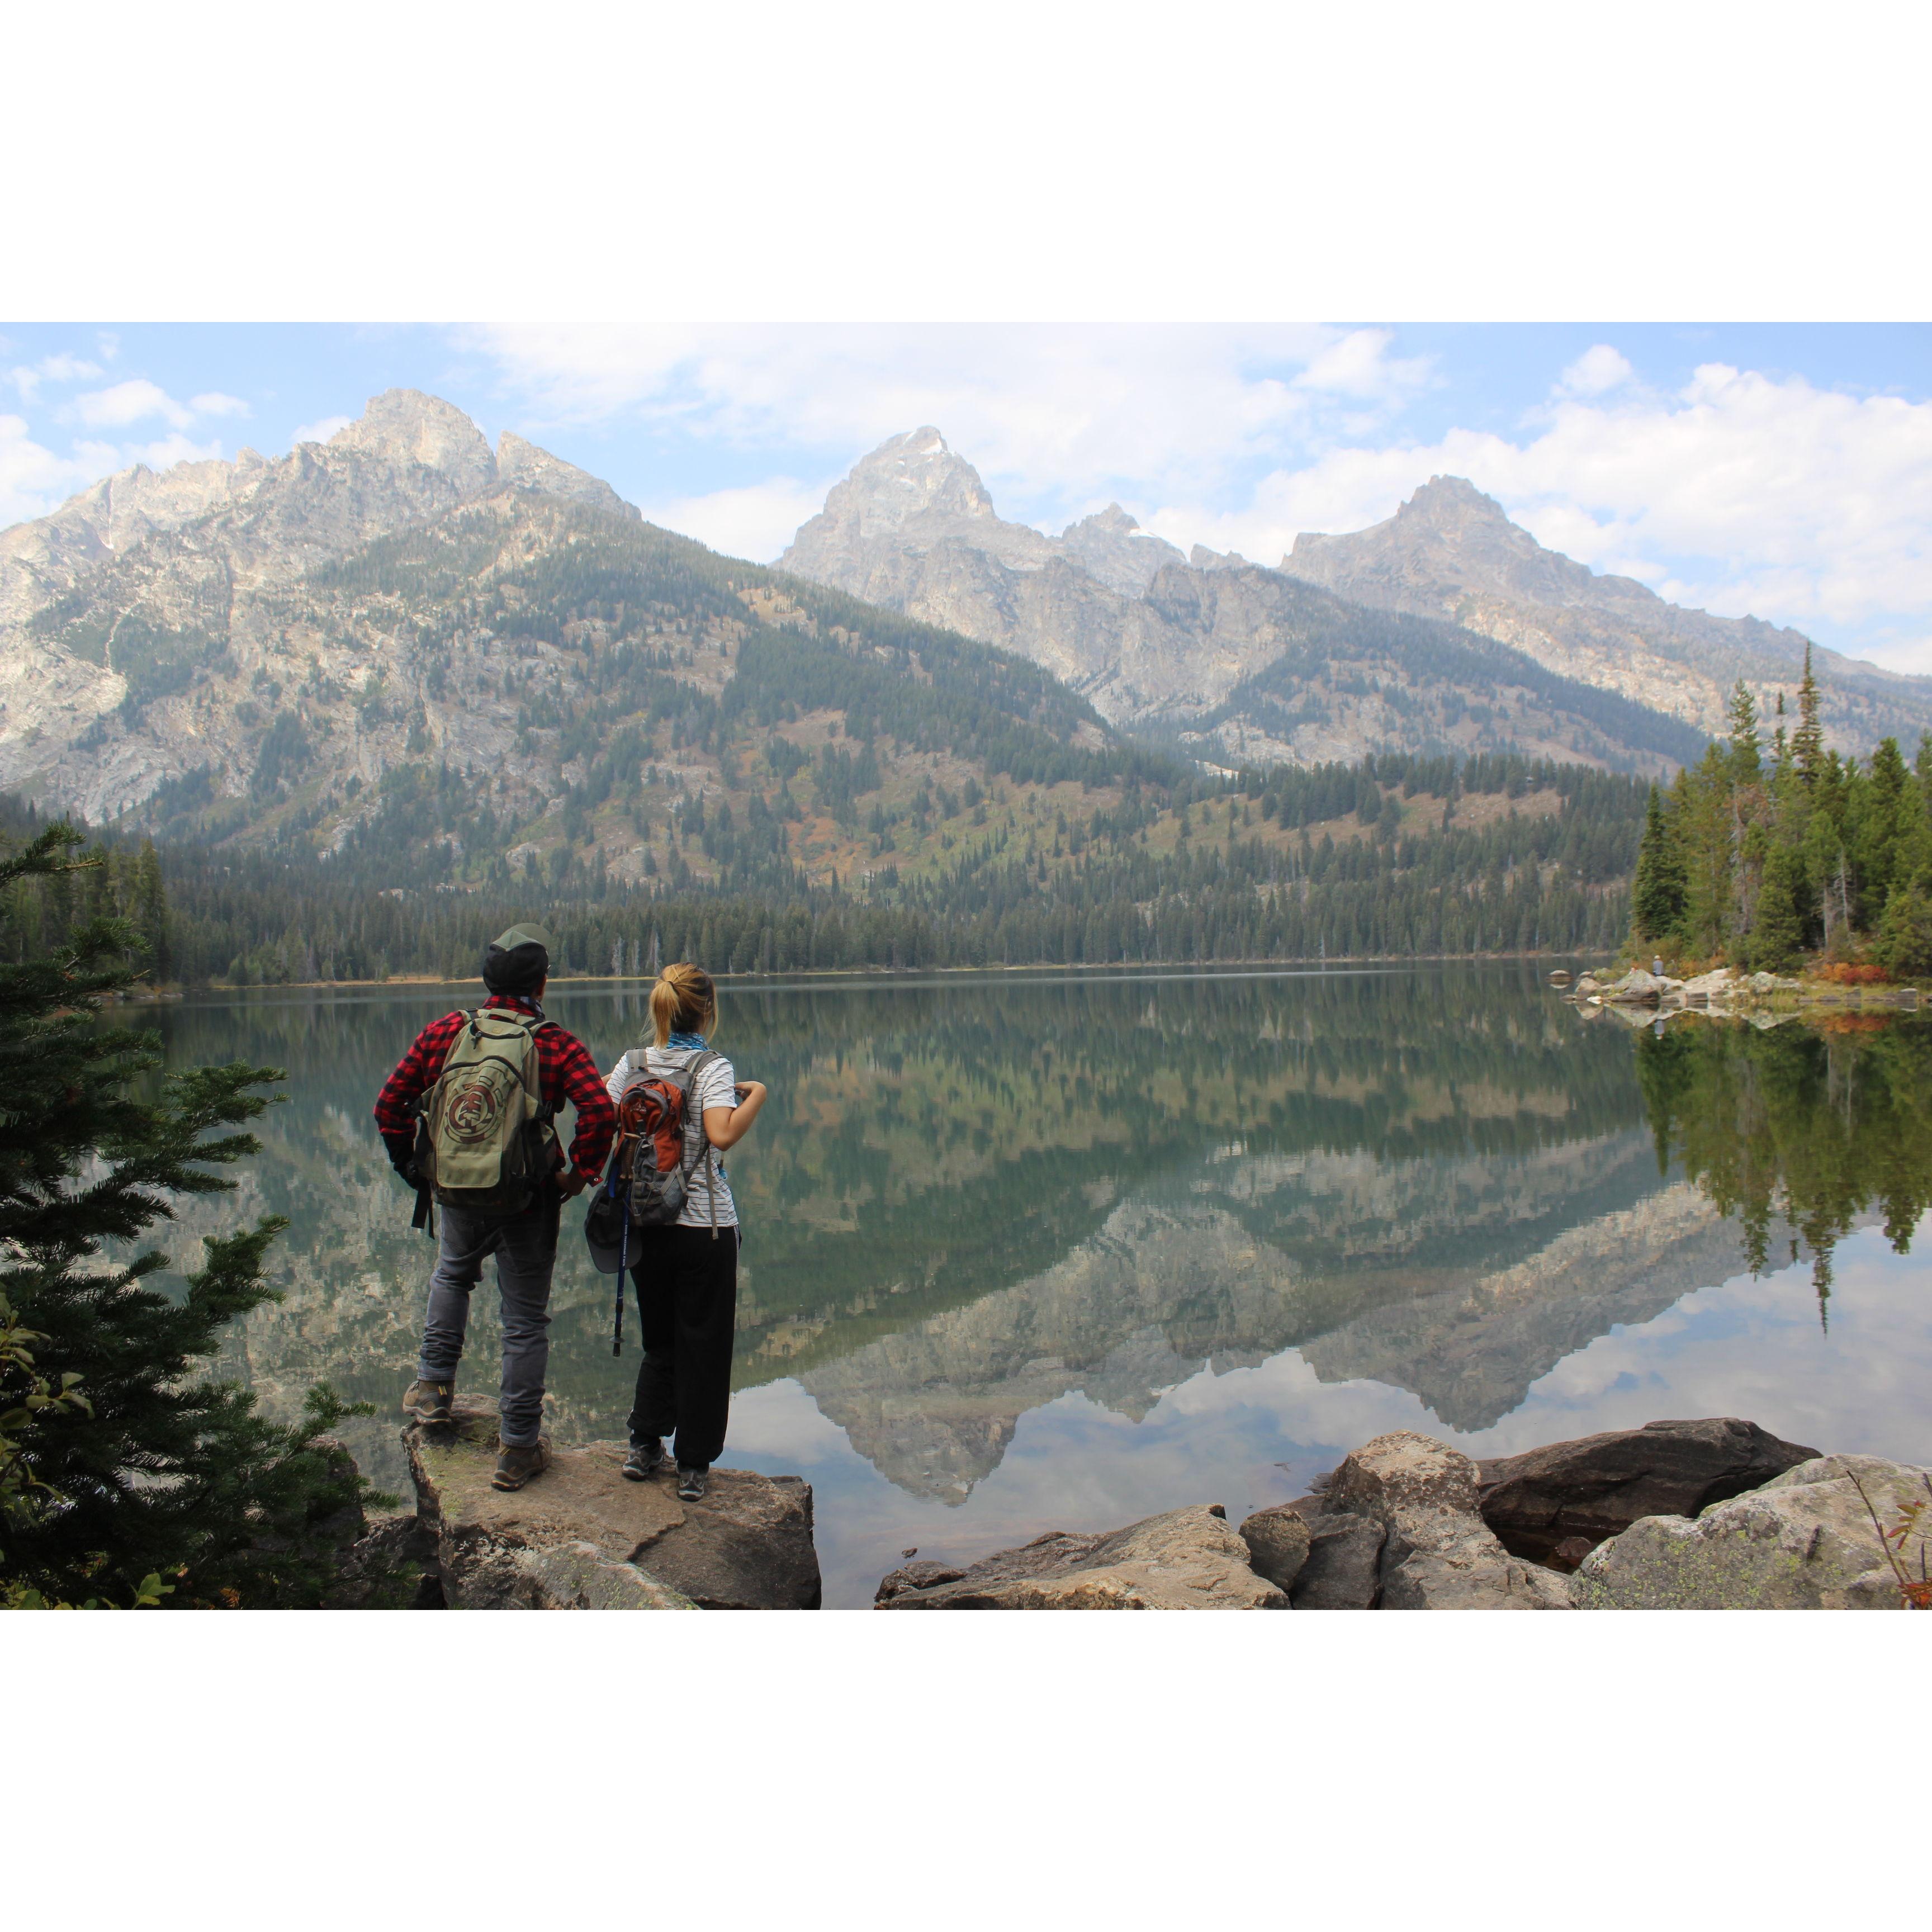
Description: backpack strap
xmin=675 ymin=1050 xmax=722 ymax=1177
xmin=684 ymin=1049 xmax=724 ymax=1237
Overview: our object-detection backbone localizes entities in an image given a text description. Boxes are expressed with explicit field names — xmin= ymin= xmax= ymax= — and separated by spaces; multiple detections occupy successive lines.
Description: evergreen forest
xmin=2 ymin=750 xmax=1646 ymax=984
xmin=1631 ymin=650 xmax=1932 ymax=974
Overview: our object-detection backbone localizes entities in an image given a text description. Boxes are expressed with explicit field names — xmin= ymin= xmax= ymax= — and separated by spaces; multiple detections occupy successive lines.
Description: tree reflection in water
xmin=1633 ymin=1014 xmax=1932 ymax=1323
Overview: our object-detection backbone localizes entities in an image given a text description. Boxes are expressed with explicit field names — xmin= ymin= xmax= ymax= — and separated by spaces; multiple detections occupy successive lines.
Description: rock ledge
xmin=406 ymin=1398 xmax=821 ymax=1609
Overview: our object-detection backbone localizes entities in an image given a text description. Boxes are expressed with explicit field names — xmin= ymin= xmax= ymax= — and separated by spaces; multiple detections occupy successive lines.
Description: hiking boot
xmin=622 ymin=1437 xmax=666 ymax=1481
xmin=403 ymin=1379 xmax=454 ymax=1425
xmin=491 ymin=1438 xmax=553 ymax=1491
xmin=675 ymin=1464 xmax=708 ymax=1502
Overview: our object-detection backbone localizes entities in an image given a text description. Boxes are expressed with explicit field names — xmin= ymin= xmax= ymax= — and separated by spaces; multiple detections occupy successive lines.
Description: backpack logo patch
xmin=448 ymin=1083 xmax=501 ymax=1141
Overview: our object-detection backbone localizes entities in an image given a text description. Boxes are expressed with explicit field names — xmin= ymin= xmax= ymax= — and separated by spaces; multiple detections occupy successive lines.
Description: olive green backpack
xmin=416 ymin=1008 xmax=559 ymax=1211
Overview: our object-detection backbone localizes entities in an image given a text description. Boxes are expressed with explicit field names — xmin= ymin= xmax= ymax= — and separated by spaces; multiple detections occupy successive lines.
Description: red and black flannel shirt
xmin=372 ymin=994 xmax=617 ymax=1185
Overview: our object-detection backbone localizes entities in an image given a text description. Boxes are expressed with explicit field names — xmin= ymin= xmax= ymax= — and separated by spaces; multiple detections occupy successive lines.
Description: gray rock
xmin=1571 ymin=1454 xmax=1932 ymax=1609
xmin=1478 ymin=1418 xmax=1821 ymax=1567
xmin=407 ymin=1398 xmax=820 ymax=1609
xmin=875 ymin=1505 xmax=1287 ymax=1609
xmin=1603 ymin=967 xmax=1667 ymax=1003
xmin=1678 ymin=968 xmax=1738 ymax=1001
xmin=1283 ymin=1499 xmax=1386 ymax=1609
xmin=1239 ymin=1503 xmax=1313 ymax=1593
xmin=1327 ymin=1431 xmax=1571 ymax=1609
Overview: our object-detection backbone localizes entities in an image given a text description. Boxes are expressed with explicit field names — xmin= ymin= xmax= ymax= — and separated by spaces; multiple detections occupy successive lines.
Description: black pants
xmin=627 ymin=1223 xmax=739 ymax=1467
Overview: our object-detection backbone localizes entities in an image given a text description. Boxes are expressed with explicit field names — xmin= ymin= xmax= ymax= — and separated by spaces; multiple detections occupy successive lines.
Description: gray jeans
xmin=416 ymin=1199 xmax=560 ymax=1448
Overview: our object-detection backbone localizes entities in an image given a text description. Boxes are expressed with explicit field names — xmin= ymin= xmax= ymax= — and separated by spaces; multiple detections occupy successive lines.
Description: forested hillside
xmin=3 ymin=750 xmax=1646 ymax=981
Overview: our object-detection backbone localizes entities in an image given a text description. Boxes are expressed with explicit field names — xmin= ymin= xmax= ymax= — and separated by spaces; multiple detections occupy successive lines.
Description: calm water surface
xmin=138 ymin=965 xmax=1932 ymax=1607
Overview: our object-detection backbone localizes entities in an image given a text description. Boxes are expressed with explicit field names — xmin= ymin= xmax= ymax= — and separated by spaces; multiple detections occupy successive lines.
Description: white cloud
xmin=70 ymin=379 xmax=249 ymax=432
xmin=0 ymin=413 xmax=96 ymax=525
xmin=1294 ymin=326 xmax=1433 ymax=402
xmin=292 ymin=413 xmax=352 ymax=446
xmin=637 ymin=475 xmax=840 ymax=563
xmin=461 ymin=323 xmax=1390 ymax=509
xmin=460 ymin=326 xmax=1932 ymax=661
xmin=1556 ymin=343 xmax=1633 ymax=397
xmin=72 ymin=378 xmax=195 ymax=429
xmin=1146 ymin=364 xmax=1932 ymax=652
xmin=8 ymin=352 xmax=105 ymax=403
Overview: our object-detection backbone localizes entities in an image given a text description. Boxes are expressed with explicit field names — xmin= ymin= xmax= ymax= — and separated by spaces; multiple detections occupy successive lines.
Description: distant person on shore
xmin=373 ymin=924 xmax=615 ymax=1491
xmin=601 ymin=963 xmax=765 ymax=1501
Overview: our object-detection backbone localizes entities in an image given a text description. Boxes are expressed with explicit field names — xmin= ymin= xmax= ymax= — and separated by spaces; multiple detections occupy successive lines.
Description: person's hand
xmin=558 ymin=1168 xmax=590 ymax=1199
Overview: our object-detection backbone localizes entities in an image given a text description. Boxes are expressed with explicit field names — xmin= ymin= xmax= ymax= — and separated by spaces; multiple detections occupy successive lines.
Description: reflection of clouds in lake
xmin=730 ymin=1224 xmax=1931 ymax=1604
xmin=1474 ymin=1230 xmax=1931 ymax=1463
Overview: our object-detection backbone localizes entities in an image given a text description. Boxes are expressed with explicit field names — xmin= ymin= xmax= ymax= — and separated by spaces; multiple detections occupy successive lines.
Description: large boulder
xmin=1478 ymin=1418 xmax=1821 ymax=1568
xmin=1325 ymin=1431 xmax=1571 ymax=1609
xmin=1571 ymin=1454 xmax=1932 ymax=1609
xmin=1238 ymin=1503 xmax=1313 ymax=1593
xmin=1678 ymin=968 xmax=1737 ymax=1001
xmin=407 ymin=1399 xmax=821 ymax=1609
xmin=1602 ymin=967 xmax=1682 ymax=1003
xmin=1278 ymin=1496 xmax=1386 ymax=1608
xmin=874 ymin=1505 xmax=1287 ymax=1609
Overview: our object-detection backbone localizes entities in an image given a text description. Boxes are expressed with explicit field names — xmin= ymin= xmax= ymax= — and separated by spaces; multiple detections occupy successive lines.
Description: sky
xmin=5 ymin=321 xmax=1932 ymax=673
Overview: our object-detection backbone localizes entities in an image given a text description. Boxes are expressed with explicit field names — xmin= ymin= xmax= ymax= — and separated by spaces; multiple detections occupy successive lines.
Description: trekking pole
xmin=613 ymin=1196 xmax=628 ymax=1357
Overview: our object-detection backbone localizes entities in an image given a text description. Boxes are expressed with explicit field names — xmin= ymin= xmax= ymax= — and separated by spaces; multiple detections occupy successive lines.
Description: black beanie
xmin=482 ymin=922 xmax=552 ymax=995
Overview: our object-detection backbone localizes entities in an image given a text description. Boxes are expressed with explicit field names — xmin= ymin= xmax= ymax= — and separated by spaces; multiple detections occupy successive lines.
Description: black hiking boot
xmin=492 ymin=1438 xmax=553 ymax=1491
xmin=675 ymin=1464 xmax=708 ymax=1502
xmin=404 ymin=1379 xmax=454 ymax=1425
xmin=622 ymin=1437 xmax=666 ymax=1481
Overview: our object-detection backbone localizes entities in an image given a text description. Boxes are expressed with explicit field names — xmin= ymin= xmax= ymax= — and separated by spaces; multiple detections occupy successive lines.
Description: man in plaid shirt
xmin=374 ymin=923 xmax=615 ymax=1491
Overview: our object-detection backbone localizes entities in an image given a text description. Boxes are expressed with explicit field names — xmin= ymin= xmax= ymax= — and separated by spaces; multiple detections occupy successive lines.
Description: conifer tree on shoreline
xmin=1627 ymin=650 xmax=1932 ymax=975
xmin=0 ymin=824 xmax=386 ymax=1608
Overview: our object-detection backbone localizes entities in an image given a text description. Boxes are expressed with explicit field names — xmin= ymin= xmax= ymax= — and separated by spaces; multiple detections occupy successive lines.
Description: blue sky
xmin=6 ymin=321 xmax=1931 ymax=671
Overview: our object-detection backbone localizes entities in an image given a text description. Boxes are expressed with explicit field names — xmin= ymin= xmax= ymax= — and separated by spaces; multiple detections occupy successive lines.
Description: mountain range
xmin=2 ymin=389 xmax=1917 ymax=914
xmin=780 ymin=429 xmax=1932 ymax=768
xmin=0 ymin=392 xmax=1157 ymax=905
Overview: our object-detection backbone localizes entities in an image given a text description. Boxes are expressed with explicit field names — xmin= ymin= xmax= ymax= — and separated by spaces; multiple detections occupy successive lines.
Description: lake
xmin=134 ymin=964 xmax=1932 ymax=1607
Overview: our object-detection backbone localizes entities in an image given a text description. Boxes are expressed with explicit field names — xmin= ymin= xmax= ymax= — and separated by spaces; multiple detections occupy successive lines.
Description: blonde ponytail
xmin=648 ymin=962 xmax=717 ymax=1045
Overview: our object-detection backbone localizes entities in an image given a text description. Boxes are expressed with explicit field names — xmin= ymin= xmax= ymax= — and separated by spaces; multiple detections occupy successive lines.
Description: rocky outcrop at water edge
xmin=873 ymin=1504 xmax=1287 ymax=1609
xmin=1476 ymin=1418 xmax=1821 ymax=1569
xmin=400 ymin=1397 xmax=821 ymax=1609
xmin=865 ymin=1419 xmax=1921 ymax=1611
xmin=1570 ymin=1454 xmax=1932 ymax=1609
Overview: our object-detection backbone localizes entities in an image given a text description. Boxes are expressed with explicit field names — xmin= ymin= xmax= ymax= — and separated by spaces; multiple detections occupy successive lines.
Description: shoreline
xmin=118 ymin=950 xmax=1621 ymax=1001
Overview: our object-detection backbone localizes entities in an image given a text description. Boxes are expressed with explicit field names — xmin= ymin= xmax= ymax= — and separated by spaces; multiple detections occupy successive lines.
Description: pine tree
xmin=1748 ymin=842 xmax=1806 ymax=970
xmin=0 ymin=825 xmax=387 ymax=1608
xmin=1631 ymin=783 xmax=1687 ymax=943
xmin=1791 ymin=643 xmax=1825 ymax=783
xmin=1726 ymin=680 xmax=1762 ymax=784
xmin=131 ymin=836 xmax=169 ymax=982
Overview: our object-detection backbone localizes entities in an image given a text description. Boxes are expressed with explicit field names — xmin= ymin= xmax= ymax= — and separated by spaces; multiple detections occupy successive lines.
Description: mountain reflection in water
xmin=131 ymin=965 xmax=1932 ymax=1606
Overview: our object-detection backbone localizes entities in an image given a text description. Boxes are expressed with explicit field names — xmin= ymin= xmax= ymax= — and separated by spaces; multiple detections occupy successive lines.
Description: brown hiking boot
xmin=491 ymin=1437 xmax=553 ymax=1491
xmin=403 ymin=1379 xmax=454 ymax=1424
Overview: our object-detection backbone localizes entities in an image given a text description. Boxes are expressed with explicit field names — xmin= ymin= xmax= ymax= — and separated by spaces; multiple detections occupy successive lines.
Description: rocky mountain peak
xmin=327 ymin=389 xmax=499 ymax=496
xmin=1064 ymin=502 xmax=1141 ymax=537
xmin=497 ymin=431 xmax=639 ymax=519
xmin=1059 ymin=502 xmax=1188 ymax=596
xmin=1400 ymin=474 xmax=1512 ymax=528
xmin=834 ymin=427 xmax=997 ymax=531
xmin=1286 ymin=473 xmax=1599 ymax=612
